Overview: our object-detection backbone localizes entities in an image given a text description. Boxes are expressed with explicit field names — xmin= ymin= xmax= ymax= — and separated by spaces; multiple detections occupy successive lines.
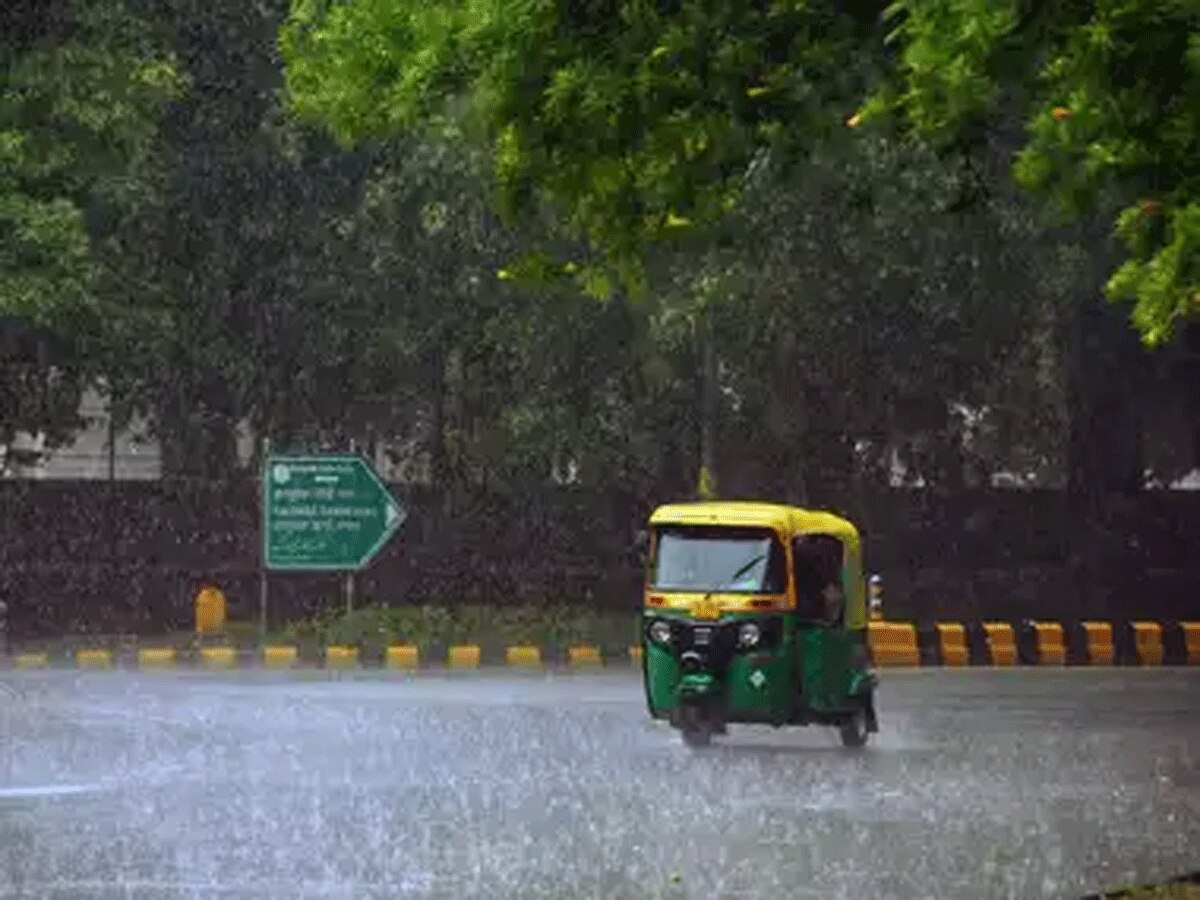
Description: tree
xmin=0 ymin=0 xmax=183 ymax=457
xmin=684 ymin=130 xmax=1073 ymax=499
xmin=0 ymin=318 xmax=88 ymax=472
xmin=279 ymin=0 xmax=888 ymax=298
xmin=279 ymin=0 xmax=1103 ymax=497
xmin=343 ymin=129 xmax=699 ymax=499
xmin=97 ymin=0 xmax=384 ymax=477
xmin=858 ymin=0 xmax=1200 ymax=347
xmin=1 ymin=0 xmax=182 ymax=322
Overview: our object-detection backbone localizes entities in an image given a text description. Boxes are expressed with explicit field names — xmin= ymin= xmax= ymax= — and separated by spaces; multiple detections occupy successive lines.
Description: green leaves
xmin=281 ymin=0 xmax=884 ymax=299
xmin=0 ymin=193 xmax=96 ymax=324
xmin=1 ymin=0 xmax=182 ymax=324
xmin=870 ymin=0 xmax=1019 ymax=137
xmin=870 ymin=0 xmax=1200 ymax=345
xmin=1108 ymin=202 xmax=1200 ymax=346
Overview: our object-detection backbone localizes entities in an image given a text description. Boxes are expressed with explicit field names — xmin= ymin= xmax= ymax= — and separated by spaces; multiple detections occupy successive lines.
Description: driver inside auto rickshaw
xmin=793 ymin=534 xmax=845 ymax=624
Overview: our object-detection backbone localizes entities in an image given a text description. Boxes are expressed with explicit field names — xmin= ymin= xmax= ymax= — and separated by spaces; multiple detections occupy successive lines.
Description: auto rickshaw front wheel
xmin=681 ymin=724 xmax=712 ymax=748
xmin=678 ymin=704 xmax=716 ymax=748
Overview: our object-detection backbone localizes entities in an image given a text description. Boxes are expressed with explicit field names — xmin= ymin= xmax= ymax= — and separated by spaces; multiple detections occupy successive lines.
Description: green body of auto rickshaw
xmin=641 ymin=501 xmax=879 ymax=748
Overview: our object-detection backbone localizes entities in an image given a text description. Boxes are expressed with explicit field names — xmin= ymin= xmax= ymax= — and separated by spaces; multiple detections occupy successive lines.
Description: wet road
xmin=1 ymin=669 xmax=1198 ymax=900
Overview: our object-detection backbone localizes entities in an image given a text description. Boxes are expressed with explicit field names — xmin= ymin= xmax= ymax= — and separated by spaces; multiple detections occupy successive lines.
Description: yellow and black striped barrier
xmin=934 ymin=623 xmax=968 ymax=667
xmin=2 ymin=620 xmax=1198 ymax=671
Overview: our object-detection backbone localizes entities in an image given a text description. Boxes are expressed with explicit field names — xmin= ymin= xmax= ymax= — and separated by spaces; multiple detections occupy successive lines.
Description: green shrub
xmin=282 ymin=603 xmax=640 ymax=649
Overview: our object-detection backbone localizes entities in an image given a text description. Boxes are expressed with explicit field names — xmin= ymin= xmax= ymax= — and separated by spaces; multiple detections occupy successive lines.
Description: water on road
xmin=1 ymin=668 xmax=1197 ymax=899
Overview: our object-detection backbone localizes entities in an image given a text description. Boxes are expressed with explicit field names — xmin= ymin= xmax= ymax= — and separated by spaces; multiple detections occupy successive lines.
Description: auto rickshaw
xmin=641 ymin=501 xmax=878 ymax=748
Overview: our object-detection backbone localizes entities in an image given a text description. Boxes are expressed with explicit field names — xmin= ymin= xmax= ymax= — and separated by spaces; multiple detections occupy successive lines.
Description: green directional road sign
xmin=263 ymin=454 xmax=406 ymax=571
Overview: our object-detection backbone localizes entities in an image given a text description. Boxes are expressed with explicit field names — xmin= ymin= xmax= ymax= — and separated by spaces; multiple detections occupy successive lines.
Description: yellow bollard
xmin=194 ymin=586 xmax=228 ymax=636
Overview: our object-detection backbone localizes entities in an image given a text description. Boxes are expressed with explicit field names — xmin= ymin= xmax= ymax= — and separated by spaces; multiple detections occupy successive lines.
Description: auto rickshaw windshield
xmin=650 ymin=525 xmax=786 ymax=593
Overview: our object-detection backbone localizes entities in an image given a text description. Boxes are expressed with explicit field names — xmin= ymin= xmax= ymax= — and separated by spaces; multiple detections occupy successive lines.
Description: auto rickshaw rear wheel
xmin=838 ymin=706 xmax=869 ymax=749
xmin=679 ymin=704 xmax=714 ymax=748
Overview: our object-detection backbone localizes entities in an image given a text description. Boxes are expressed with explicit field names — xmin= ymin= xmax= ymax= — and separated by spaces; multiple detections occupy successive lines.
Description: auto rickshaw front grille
xmin=646 ymin=616 xmax=784 ymax=661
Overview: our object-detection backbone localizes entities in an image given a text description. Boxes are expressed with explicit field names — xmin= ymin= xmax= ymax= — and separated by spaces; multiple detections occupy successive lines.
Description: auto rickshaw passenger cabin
xmin=646 ymin=501 xmax=867 ymax=630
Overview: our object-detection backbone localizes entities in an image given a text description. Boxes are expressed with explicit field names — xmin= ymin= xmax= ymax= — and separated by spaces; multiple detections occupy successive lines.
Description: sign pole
xmin=345 ymin=438 xmax=357 ymax=614
xmin=259 ymin=436 xmax=271 ymax=639
xmin=259 ymin=561 xmax=269 ymax=637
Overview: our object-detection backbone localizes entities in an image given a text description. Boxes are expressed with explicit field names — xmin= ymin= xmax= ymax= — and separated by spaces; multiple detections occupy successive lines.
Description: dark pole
xmin=108 ymin=393 xmax=116 ymax=482
xmin=259 ymin=436 xmax=271 ymax=639
xmin=345 ymin=438 xmax=357 ymax=614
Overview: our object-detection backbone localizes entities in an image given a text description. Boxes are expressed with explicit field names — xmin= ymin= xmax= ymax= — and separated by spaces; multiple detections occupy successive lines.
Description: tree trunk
xmin=428 ymin=343 xmax=451 ymax=520
xmin=1065 ymin=294 xmax=1147 ymax=519
xmin=801 ymin=387 xmax=855 ymax=508
xmin=1063 ymin=229 xmax=1149 ymax=621
xmin=1185 ymin=323 xmax=1200 ymax=475
xmin=698 ymin=307 xmax=718 ymax=494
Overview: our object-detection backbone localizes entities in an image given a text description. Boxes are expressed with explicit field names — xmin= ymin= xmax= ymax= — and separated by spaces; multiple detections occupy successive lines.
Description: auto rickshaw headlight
xmin=738 ymin=622 xmax=761 ymax=648
xmin=649 ymin=620 xmax=672 ymax=645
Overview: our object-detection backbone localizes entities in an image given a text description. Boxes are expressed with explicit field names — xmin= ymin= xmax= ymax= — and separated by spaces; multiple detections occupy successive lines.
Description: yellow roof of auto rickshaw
xmin=648 ymin=501 xmax=860 ymax=549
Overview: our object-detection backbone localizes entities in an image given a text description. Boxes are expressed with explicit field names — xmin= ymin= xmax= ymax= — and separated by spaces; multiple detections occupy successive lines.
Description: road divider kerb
xmin=1182 ymin=622 xmax=1200 ymax=665
xmin=448 ymin=645 xmax=481 ymax=669
xmin=200 ymin=647 xmax=238 ymax=669
xmin=1082 ymin=621 xmax=1115 ymax=665
xmin=1132 ymin=621 xmax=1163 ymax=666
xmin=263 ymin=645 xmax=298 ymax=669
xmin=5 ymin=619 xmax=1199 ymax=671
xmin=1033 ymin=621 xmax=1066 ymax=666
xmin=867 ymin=621 xmax=920 ymax=667
xmin=505 ymin=645 xmax=541 ymax=667
xmin=325 ymin=645 xmax=358 ymax=668
xmin=75 ymin=649 xmax=113 ymax=669
xmin=983 ymin=622 xmax=1018 ymax=666
xmin=567 ymin=645 xmax=602 ymax=668
xmin=935 ymin=623 xmax=968 ymax=667
xmin=137 ymin=647 xmax=177 ymax=669
xmin=386 ymin=645 xmax=419 ymax=669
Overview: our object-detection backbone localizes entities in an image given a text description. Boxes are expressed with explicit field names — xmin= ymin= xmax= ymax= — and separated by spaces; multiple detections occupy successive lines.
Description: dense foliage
xmin=862 ymin=0 xmax=1200 ymax=346
xmin=1 ymin=0 xmax=1197 ymax=508
xmin=0 ymin=0 xmax=182 ymax=454
xmin=281 ymin=0 xmax=890 ymax=299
